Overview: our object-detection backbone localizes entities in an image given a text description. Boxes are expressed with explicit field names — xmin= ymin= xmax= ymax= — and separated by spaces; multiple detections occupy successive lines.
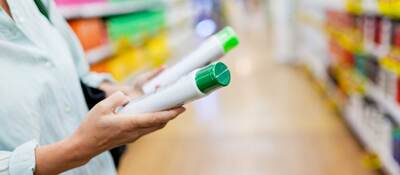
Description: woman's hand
xmin=99 ymin=66 xmax=165 ymax=98
xmin=35 ymin=91 xmax=184 ymax=175
xmin=74 ymin=91 xmax=184 ymax=157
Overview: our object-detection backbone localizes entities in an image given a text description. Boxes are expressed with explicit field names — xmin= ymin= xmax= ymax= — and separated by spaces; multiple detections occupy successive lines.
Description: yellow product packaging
xmin=145 ymin=32 xmax=170 ymax=67
xmin=345 ymin=0 xmax=362 ymax=15
xmin=380 ymin=48 xmax=400 ymax=76
xmin=392 ymin=0 xmax=400 ymax=18
xmin=107 ymin=53 xmax=129 ymax=81
xmin=106 ymin=39 xmax=141 ymax=81
xmin=125 ymin=46 xmax=149 ymax=76
xmin=378 ymin=0 xmax=399 ymax=17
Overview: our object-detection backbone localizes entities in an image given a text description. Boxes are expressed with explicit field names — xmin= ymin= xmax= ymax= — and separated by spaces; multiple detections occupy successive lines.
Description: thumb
xmin=139 ymin=66 xmax=166 ymax=84
xmin=94 ymin=91 xmax=130 ymax=113
xmin=145 ymin=66 xmax=166 ymax=81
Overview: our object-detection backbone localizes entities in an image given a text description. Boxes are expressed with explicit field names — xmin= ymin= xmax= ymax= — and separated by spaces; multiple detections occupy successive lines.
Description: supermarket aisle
xmin=118 ymin=9 xmax=375 ymax=175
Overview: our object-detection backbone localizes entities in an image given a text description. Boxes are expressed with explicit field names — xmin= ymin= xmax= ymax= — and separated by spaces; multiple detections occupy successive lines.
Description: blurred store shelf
xmin=62 ymin=0 xmax=197 ymax=66
xmin=298 ymin=0 xmax=400 ymax=174
xmin=344 ymin=93 xmax=400 ymax=175
xmin=58 ymin=0 xmax=162 ymax=19
xmin=365 ymin=82 xmax=400 ymax=124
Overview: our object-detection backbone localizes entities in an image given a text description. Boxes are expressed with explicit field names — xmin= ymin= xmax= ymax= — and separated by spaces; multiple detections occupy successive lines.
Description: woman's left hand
xmin=98 ymin=66 xmax=165 ymax=98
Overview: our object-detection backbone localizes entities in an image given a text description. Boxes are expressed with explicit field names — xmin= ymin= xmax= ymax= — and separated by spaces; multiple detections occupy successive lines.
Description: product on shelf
xmin=393 ymin=127 xmax=400 ymax=165
xmin=365 ymin=56 xmax=380 ymax=84
xmin=361 ymin=15 xmax=392 ymax=55
xmin=106 ymin=10 xmax=165 ymax=44
xmin=68 ymin=18 xmax=108 ymax=51
xmin=142 ymin=26 xmax=239 ymax=94
xmin=145 ymin=32 xmax=170 ymax=67
xmin=90 ymin=59 xmax=109 ymax=73
xmin=345 ymin=0 xmax=362 ymax=15
xmin=392 ymin=20 xmax=400 ymax=49
xmin=363 ymin=15 xmax=376 ymax=52
xmin=119 ymin=62 xmax=231 ymax=114
xmin=378 ymin=0 xmax=400 ymax=18
xmin=374 ymin=17 xmax=383 ymax=46
xmin=108 ymin=46 xmax=148 ymax=81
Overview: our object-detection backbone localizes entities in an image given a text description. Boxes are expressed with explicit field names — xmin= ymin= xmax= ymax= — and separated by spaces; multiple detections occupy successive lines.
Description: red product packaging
xmin=374 ymin=17 xmax=382 ymax=45
xmin=393 ymin=21 xmax=400 ymax=48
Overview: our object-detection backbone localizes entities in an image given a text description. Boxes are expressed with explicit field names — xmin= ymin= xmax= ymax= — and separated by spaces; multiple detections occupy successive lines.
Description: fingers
xmin=94 ymin=91 xmax=130 ymax=113
xmin=138 ymin=123 xmax=167 ymax=135
xmin=124 ymin=123 xmax=168 ymax=143
xmin=139 ymin=107 xmax=185 ymax=127
xmin=121 ymin=107 xmax=185 ymax=128
xmin=141 ymin=66 xmax=166 ymax=82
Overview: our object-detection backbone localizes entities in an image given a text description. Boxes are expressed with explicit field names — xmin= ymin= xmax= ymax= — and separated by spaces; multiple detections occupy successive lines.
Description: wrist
xmin=34 ymin=136 xmax=92 ymax=175
xmin=62 ymin=135 xmax=93 ymax=166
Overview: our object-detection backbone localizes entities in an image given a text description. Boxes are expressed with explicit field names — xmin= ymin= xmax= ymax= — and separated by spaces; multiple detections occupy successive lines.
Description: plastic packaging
xmin=142 ymin=26 xmax=239 ymax=94
xmin=119 ymin=62 xmax=231 ymax=114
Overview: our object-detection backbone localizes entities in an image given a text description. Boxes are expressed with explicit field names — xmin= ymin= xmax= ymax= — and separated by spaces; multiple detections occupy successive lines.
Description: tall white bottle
xmin=142 ymin=26 xmax=239 ymax=94
xmin=119 ymin=62 xmax=231 ymax=115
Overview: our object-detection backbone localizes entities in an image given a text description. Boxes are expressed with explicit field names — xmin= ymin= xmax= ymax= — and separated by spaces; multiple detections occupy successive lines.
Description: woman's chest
xmin=0 ymin=40 xmax=84 ymax=116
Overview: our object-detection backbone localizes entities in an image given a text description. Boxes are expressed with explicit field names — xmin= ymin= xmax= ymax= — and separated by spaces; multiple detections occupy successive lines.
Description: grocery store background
xmin=54 ymin=0 xmax=400 ymax=174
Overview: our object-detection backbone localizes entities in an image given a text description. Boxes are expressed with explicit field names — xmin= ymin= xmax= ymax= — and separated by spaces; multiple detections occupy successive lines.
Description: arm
xmin=34 ymin=138 xmax=85 ymax=175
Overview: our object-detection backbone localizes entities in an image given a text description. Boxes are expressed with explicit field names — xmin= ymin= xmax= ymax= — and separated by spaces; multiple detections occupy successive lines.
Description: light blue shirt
xmin=0 ymin=0 xmax=117 ymax=174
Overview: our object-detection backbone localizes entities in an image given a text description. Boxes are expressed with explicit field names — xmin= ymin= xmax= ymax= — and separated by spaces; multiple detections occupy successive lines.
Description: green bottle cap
xmin=195 ymin=62 xmax=231 ymax=94
xmin=215 ymin=26 xmax=239 ymax=53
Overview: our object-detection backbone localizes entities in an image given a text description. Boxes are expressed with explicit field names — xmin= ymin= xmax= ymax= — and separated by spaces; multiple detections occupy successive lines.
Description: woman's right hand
xmin=35 ymin=92 xmax=185 ymax=175
xmin=74 ymin=91 xmax=185 ymax=160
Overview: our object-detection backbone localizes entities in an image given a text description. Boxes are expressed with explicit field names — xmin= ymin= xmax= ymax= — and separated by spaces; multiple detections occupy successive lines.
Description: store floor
xmin=118 ymin=11 xmax=376 ymax=175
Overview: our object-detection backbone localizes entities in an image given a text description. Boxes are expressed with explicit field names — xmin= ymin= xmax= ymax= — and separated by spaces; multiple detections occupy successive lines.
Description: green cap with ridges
xmin=216 ymin=26 xmax=239 ymax=53
xmin=195 ymin=62 xmax=231 ymax=94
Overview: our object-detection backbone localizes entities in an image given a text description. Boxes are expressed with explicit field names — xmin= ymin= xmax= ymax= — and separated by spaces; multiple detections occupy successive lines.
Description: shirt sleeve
xmin=0 ymin=141 xmax=38 ymax=175
xmin=43 ymin=0 xmax=114 ymax=88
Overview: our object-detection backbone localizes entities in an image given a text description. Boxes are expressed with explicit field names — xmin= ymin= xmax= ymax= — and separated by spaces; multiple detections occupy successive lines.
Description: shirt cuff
xmin=81 ymin=72 xmax=114 ymax=88
xmin=9 ymin=141 xmax=38 ymax=175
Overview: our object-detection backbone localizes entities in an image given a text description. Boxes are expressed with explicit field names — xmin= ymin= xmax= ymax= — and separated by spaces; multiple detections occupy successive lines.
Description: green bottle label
xmin=195 ymin=62 xmax=231 ymax=94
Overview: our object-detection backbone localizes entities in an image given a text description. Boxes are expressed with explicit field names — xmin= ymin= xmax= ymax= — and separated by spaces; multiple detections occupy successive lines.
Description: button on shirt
xmin=0 ymin=0 xmax=116 ymax=175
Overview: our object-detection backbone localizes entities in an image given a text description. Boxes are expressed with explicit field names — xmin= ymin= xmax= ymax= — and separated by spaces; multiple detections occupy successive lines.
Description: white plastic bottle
xmin=142 ymin=26 xmax=239 ymax=94
xmin=119 ymin=62 xmax=231 ymax=115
